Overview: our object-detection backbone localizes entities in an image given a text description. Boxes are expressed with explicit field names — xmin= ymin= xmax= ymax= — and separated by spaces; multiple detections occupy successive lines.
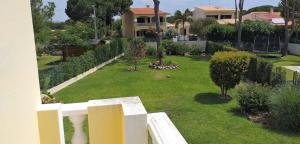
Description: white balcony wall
xmin=0 ymin=1 xmax=41 ymax=144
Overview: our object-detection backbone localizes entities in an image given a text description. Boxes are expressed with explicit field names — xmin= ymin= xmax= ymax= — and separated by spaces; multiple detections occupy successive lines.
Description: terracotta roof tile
xmin=130 ymin=8 xmax=169 ymax=15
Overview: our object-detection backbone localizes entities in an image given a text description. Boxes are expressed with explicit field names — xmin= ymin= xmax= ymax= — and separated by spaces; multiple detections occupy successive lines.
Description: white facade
xmin=192 ymin=6 xmax=236 ymax=21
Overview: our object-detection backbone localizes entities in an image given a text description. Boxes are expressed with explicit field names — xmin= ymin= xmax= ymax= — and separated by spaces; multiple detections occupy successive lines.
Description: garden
xmin=48 ymin=38 xmax=300 ymax=143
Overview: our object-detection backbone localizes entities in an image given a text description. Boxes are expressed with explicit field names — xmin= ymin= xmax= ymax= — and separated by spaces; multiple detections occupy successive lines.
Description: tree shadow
xmin=228 ymin=107 xmax=245 ymax=118
xmin=194 ymin=93 xmax=231 ymax=105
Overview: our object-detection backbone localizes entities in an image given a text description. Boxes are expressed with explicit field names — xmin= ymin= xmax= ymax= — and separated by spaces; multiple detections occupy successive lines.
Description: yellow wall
xmin=38 ymin=109 xmax=63 ymax=144
xmin=0 ymin=0 xmax=41 ymax=143
xmin=88 ymin=104 xmax=125 ymax=144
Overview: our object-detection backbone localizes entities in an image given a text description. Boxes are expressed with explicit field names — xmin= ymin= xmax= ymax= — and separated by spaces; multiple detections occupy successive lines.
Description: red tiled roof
xmin=245 ymin=12 xmax=282 ymax=21
xmin=130 ymin=8 xmax=169 ymax=15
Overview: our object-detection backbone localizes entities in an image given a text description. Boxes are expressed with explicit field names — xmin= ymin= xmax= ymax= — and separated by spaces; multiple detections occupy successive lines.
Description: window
xmin=221 ymin=15 xmax=232 ymax=19
xmin=206 ymin=15 xmax=219 ymax=19
xmin=147 ymin=17 xmax=151 ymax=23
xmin=137 ymin=17 xmax=145 ymax=23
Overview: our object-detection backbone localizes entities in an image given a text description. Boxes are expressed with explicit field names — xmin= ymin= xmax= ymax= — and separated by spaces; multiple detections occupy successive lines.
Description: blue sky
xmin=44 ymin=0 xmax=280 ymax=22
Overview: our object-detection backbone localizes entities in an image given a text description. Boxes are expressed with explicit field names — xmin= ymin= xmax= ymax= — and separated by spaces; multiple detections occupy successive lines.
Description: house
xmin=192 ymin=6 xmax=237 ymax=24
xmin=122 ymin=5 xmax=169 ymax=38
xmin=243 ymin=8 xmax=288 ymax=26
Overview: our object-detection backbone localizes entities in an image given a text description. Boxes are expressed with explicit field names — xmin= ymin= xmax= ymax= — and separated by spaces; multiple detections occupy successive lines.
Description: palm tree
xmin=236 ymin=0 xmax=244 ymax=50
xmin=153 ymin=0 xmax=163 ymax=65
xmin=175 ymin=9 xmax=192 ymax=41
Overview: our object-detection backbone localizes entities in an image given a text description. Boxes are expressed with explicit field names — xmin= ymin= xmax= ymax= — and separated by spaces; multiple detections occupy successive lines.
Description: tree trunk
xmin=153 ymin=0 xmax=162 ymax=65
xmin=236 ymin=0 xmax=244 ymax=50
xmin=282 ymin=0 xmax=296 ymax=56
xmin=234 ymin=0 xmax=238 ymax=29
xmin=182 ymin=21 xmax=186 ymax=41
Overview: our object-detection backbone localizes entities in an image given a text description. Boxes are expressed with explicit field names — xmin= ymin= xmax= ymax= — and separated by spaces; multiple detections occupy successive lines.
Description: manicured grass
xmin=55 ymin=56 xmax=300 ymax=144
xmin=37 ymin=55 xmax=62 ymax=70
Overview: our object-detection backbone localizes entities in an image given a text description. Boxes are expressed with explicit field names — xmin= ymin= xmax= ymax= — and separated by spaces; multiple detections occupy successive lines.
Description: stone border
xmin=47 ymin=53 xmax=124 ymax=94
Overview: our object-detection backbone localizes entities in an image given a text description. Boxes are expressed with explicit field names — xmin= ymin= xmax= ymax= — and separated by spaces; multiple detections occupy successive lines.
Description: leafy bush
xmin=237 ymin=83 xmax=271 ymax=114
xmin=271 ymin=67 xmax=286 ymax=86
xmin=206 ymin=41 xmax=237 ymax=55
xmin=190 ymin=44 xmax=205 ymax=55
xmin=270 ymin=85 xmax=300 ymax=131
xmin=210 ymin=51 xmax=251 ymax=98
xmin=39 ymin=38 xmax=127 ymax=90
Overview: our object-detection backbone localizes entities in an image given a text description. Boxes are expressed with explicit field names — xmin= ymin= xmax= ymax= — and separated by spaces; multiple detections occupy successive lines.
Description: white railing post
xmin=69 ymin=115 xmax=87 ymax=144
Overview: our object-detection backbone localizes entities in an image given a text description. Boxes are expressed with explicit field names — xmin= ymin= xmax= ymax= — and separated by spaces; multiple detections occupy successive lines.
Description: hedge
xmin=206 ymin=41 xmax=237 ymax=55
xmin=39 ymin=38 xmax=128 ymax=91
xmin=161 ymin=40 xmax=205 ymax=56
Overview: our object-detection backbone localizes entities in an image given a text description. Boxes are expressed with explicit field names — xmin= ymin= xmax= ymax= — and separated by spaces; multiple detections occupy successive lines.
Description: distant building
xmin=192 ymin=6 xmax=237 ymax=25
xmin=122 ymin=5 xmax=169 ymax=38
xmin=243 ymin=8 xmax=288 ymax=26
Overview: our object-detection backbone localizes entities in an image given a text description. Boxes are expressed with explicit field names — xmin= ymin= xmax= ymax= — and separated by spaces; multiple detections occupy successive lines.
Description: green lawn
xmin=37 ymin=55 xmax=62 ymax=70
xmin=54 ymin=55 xmax=300 ymax=144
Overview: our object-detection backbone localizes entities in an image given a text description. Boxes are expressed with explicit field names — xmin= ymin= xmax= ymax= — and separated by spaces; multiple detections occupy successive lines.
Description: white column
xmin=69 ymin=115 xmax=87 ymax=144
xmin=0 ymin=1 xmax=41 ymax=144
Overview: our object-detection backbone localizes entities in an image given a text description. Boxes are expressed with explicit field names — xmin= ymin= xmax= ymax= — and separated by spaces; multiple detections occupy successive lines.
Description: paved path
xmin=283 ymin=66 xmax=300 ymax=72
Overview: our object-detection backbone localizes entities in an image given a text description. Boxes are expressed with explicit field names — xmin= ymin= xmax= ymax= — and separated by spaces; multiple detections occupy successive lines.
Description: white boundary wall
xmin=47 ymin=53 xmax=124 ymax=94
xmin=288 ymin=43 xmax=300 ymax=56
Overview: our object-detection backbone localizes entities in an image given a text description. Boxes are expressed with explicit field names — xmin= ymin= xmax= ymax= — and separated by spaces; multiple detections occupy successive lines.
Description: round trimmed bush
xmin=210 ymin=51 xmax=251 ymax=99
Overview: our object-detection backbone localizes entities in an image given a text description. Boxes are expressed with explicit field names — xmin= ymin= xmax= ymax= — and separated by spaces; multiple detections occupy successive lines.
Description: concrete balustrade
xmin=37 ymin=97 xmax=187 ymax=144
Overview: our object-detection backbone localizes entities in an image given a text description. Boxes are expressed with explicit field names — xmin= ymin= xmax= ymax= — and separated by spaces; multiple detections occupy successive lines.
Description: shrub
xmin=126 ymin=38 xmax=146 ymax=71
xmin=270 ymin=85 xmax=300 ymax=131
xmin=271 ymin=67 xmax=286 ymax=86
xmin=237 ymin=83 xmax=271 ymax=114
xmin=206 ymin=41 xmax=237 ymax=55
xmin=190 ymin=18 xmax=217 ymax=39
xmin=210 ymin=51 xmax=251 ymax=98
xmin=190 ymin=44 xmax=205 ymax=55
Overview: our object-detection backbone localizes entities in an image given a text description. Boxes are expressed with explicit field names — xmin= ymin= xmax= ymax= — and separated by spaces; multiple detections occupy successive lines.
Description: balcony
xmin=37 ymin=97 xmax=187 ymax=144
xmin=135 ymin=22 xmax=166 ymax=27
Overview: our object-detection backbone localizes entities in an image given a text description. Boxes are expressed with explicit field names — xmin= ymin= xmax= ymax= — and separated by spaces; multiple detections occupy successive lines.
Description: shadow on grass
xmin=194 ymin=93 xmax=231 ymax=105
xmin=228 ymin=108 xmax=300 ymax=137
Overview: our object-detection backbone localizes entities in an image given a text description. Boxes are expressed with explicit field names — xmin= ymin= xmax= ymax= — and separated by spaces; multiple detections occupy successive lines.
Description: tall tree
xmin=65 ymin=0 xmax=93 ymax=21
xmin=30 ymin=0 xmax=55 ymax=55
xmin=153 ymin=0 xmax=163 ymax=65
xmin=236 ymin=0 xmax=244 ymax=50
xmin=281 ymin=0 xmax=298 ymax=56
xmin=175 ymin=9 xmax=193 ymax=41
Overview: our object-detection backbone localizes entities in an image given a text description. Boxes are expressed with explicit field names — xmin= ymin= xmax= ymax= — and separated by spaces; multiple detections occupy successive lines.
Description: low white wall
xmin=47 ymin=53 xmax=124 ymax=94
xmin=288 ymin=43 xmax=300 ymax=56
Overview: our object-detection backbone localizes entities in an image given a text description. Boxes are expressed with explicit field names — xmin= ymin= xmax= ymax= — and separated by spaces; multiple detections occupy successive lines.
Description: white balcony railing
xmin=37 ymin=97 xmax=187 ymax=144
